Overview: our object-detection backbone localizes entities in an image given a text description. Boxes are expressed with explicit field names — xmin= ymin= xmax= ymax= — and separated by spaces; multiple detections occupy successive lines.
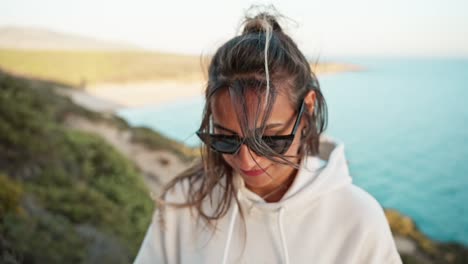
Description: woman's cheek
xmin=287 ymin=135 xmax=303 ymax=157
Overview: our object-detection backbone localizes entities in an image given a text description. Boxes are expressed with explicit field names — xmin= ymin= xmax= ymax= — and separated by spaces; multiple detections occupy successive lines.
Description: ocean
xmin=118 ymin=58 xmax=468 ymax=245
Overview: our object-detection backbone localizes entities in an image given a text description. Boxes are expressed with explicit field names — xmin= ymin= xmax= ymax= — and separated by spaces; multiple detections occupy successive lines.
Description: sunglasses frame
xmin=196 ymin=99 xmax=306 ymax=155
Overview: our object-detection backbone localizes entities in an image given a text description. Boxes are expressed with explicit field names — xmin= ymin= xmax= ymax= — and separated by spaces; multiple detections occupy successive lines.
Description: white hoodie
xmin=134 ymin=137 xmax=402 ymax=264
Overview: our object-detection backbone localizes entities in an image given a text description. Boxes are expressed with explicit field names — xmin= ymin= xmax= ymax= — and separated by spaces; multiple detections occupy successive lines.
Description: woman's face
xmin=211 ymin=89 xmax=313 ymax=199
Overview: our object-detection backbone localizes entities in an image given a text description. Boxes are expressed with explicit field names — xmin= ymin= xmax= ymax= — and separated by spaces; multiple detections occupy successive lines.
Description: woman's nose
xmin=235 ymin=144 xmax=259 ymax=169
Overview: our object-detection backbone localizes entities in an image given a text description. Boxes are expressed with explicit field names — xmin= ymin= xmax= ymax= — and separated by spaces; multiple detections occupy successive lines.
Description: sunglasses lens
xmin=211 ymin=136 xmax=240 ymax=154
xmin=262 ymin=136 xmax=294 ymax=154
xmin=197 ymin=132 xmax=240 ymax=154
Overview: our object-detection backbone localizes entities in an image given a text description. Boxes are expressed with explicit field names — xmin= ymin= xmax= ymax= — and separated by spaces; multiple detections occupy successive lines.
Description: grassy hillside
xmin=0 ymin=49 xmax=362 ymax=89
xmin=0 ymin=26 xmax=140 ymax=51
xmin=0 ymin=49 xmax=205 ymax=87
xmin=0 ymin=70 xmax=196 ymax=263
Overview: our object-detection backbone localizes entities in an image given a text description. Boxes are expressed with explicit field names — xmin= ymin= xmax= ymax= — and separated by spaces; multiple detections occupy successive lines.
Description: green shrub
xmin=0 ymin=174 xmax=23 ymax=217
xmin=0 ymin=70 xmax=154 ymax=262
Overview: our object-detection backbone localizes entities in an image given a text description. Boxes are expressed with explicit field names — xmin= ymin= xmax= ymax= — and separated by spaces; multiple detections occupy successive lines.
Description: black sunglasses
xmin=196 ymin=99 xmax=306 ymax=155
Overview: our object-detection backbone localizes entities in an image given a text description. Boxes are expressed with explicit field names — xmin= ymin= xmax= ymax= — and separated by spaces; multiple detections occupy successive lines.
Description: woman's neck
xmin=248 ymin=167 xmax=299 ymax=203
xmin=263 ymin=172 xmax=297 ymax=202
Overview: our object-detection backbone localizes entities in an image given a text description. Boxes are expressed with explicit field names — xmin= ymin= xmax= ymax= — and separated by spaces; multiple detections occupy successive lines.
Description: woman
xmin=135 ymin=10 xmax=402 ymax=264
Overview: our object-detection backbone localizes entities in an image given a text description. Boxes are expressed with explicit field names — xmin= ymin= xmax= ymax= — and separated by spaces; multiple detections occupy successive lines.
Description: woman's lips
xmin=240 ymin=166 xmax=270 ymax=177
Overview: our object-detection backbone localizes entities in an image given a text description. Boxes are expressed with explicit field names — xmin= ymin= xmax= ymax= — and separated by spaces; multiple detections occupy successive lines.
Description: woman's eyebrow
xmin=213 ymin=123 xmax=238 ymax=134
xmin=263 ymin=123 xmax=284 ymax=130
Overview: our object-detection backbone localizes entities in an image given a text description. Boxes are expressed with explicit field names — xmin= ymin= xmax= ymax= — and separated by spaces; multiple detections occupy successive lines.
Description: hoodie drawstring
xmin=222 ymin=203 xmax=238 ymax=264
xmin=222 ymin=203 xmax=290 ymax=264
xmin=278 ymin=207 xmax=290 ymax=264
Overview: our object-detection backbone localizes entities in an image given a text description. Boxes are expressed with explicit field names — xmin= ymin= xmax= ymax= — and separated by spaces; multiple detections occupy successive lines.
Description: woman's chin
xmin=241 ymin=172 xmax=275 ymax=190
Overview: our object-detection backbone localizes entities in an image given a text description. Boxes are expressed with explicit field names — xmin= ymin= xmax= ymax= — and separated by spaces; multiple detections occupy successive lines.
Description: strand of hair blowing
xmin=241 ymin=13 xmax=283 ymax=109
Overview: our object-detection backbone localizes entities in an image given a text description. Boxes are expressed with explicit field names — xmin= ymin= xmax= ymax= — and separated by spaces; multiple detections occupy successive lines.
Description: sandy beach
xmin=67 ymin=62 xmax=363 ymax=112
xmin=86 ymin=81 xmax=206 ymax=108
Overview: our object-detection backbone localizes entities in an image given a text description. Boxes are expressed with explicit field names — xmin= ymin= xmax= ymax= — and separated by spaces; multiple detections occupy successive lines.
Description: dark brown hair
xmin=159 ymin=7 xmax=327 ymax=227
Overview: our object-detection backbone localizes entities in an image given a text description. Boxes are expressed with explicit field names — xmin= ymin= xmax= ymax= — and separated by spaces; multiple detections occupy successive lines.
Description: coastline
xmin=4 ymin=65 xmax=467 ymax=263
xmin=68 ymin=62 xmax=363 ymax=111
xmin=86 ymin=81 xmax=204 ymax=109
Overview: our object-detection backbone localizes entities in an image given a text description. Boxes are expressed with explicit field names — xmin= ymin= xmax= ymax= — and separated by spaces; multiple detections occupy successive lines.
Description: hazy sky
xmin=1 ymin=0 xmax=467 ymax=57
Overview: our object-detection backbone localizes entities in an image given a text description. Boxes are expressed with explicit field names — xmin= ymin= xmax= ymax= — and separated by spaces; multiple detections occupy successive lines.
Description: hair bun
xmin=242 ymin=13 xmax=283 ymax=35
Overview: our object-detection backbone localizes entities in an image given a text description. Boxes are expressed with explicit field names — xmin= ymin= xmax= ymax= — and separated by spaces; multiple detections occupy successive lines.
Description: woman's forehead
xmin=211 ymin=89 xmax=263 ymax=116
xmin=211 ymin=88 xmax=295 ymax=129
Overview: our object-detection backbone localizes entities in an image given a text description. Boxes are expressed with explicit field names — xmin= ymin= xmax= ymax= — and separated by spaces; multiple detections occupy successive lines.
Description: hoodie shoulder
xmin=328 ymin=184 xmax=391 ymax=230
xmin=163 ymin=177 xmax=192 ymax=204
xmin=331 ymin=184 xmax=402 ymax=263
xmin=342 ymin=185 xmax=386 ymax=219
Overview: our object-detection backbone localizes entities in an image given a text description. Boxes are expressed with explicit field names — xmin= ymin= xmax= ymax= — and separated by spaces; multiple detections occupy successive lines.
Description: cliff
xmin=0 ymin=71 xmax=466 ymax=263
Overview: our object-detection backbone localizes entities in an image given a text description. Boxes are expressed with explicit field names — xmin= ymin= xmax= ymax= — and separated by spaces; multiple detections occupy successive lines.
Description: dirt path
xmin=64 ymin=114 xmax=189 ymax=196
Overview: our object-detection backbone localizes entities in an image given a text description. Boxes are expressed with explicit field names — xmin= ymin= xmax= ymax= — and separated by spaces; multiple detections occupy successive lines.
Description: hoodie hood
xmin=222 ymin=136 xmax=353 ymax=264
xmin=232 ymin=135 xmax=352 ymax=211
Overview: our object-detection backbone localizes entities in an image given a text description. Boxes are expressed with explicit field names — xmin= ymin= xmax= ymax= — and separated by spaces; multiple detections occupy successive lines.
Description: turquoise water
xmin=118 ymin=58 xmax=468 ymax=245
